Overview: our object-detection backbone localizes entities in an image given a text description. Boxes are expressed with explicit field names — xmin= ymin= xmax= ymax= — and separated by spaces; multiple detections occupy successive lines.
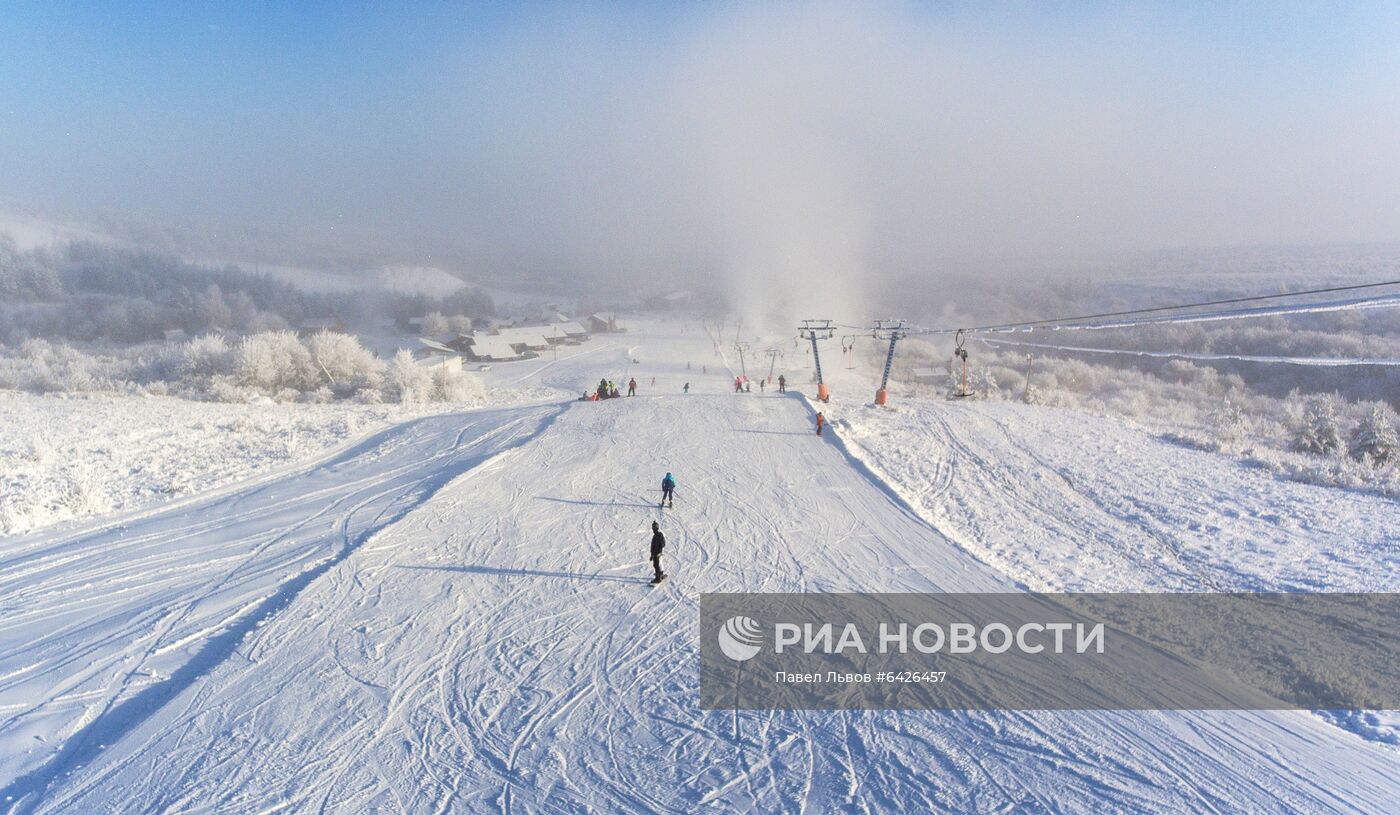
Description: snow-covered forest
xmin=0 ymin=332 xmax=484 ymax=405
xmin=0 ymin=233 xmax=501 ymax=405
xmin=0 ymin=235 xmax=496 ymax=345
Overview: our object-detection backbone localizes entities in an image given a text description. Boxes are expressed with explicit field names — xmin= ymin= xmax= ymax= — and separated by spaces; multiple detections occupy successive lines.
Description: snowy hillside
xmin=834 ymin=399 xmax=1400 ymax=593
xmin=0 ymin=393 xmax=482 ymax=537
xmin=1 ymin=322 xmax=1397 ymax=813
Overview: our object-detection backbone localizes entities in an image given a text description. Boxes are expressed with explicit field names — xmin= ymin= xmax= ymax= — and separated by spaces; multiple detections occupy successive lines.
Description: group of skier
xmin=585 ymin=377 xmax=641 ymax=400
xmin=588 ymin=372 xmax=788 ymax=401
xmin=733 ymin=374 xmax=786 ymax=394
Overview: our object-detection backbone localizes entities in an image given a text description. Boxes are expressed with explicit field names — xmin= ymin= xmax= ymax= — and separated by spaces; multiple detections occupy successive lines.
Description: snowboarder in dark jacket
xmin=628 ymin=378 xmax=637 ymax=396
xmin=660 ymin=472 xmax=675 ymax=507
xmin=778 ymin=374 xmax=787 ymax=393
xmin=649 ymin=521 xmax=666 ymax=583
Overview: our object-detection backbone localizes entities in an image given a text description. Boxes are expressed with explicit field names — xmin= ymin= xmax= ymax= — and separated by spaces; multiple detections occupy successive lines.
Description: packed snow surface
xmin=1 ymin=322 xmax=1396 ymax=813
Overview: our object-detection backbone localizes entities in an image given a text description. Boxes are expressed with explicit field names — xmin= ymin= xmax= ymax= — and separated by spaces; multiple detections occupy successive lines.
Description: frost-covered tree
xmin=973 ymin=367 xmax=998 ymax=399
xmin=1293 ymin=394 xmax=1346 ymax=457
xmin=302 ymin=385 xmax=335 ymax=404
xmin=421 ymin=312 xmax=451 ymax=336
xmin=235 ymin=331 xmax=318 ymax=392
xmin=0 ymin=235 xmax=61 ymax=300
xmin=306 ymin=331 xmax=385 ymax=397
xmin=193 ymin=284 xmax=234 ymax=332
xmin=386 ymin=350 xmax=433 ymax=403
xmin=1350 ymin=404 xmax=1398 ymax=465
xmin=226 ymin=289 xmax=260 ymax=332
xmin=1 ymin=338 xmax=115 ymax=392
xmin=1211 ymin=398 xmax=1249 ymax=449
xmin=1162 ymin=359 xmax=1188 ymax=383
xmin=180 ymin=334 xmax=234 ymax=380
xmin=431 ymin=365 xmax=485 ymax=403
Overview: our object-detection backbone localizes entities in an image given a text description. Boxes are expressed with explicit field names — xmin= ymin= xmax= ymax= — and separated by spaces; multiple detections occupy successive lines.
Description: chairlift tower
xmin=763 ymin=346 xmax=783 ymax=384
xmin=872 ymin=319 xmax=906 ymax=406
xmin=798 ymin=319 xmax=836 ymax=401
xmin=734 ymin=341 xmax=751 ymax=379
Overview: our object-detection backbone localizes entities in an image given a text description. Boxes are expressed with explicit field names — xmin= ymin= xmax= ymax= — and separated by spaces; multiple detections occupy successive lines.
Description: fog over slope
xmin=2 ymin=2 xmax=1398 ymax=324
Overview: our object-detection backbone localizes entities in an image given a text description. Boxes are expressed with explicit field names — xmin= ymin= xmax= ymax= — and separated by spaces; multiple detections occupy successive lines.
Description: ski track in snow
xmin=1 ymin=324 xmax=1397 ymax=813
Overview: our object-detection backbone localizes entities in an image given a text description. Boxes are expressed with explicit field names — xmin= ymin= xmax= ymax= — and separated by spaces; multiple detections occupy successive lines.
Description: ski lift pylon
xmin=952 ymin=329 xmax=971 ymax=398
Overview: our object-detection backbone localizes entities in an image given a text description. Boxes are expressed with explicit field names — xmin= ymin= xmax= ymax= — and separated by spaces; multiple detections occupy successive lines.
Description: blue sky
xmin=1 ymin=1 xmax=1397 ymax=269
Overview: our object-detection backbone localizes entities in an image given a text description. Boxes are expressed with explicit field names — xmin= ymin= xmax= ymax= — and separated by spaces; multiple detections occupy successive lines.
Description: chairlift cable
xmin=927 ymin=278 xmax=1400 ymax=335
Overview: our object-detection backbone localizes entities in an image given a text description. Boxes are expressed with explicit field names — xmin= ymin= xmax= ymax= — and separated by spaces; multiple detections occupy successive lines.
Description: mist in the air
xmin=2 ymin=2 xmax=1398 ymax=327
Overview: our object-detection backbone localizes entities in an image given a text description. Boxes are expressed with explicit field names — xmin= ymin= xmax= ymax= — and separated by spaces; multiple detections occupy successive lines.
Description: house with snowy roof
xmin=462 ymin=333 xmax=528 ymax=362
xmin=586 ymin=313 xmax=622 ymax=333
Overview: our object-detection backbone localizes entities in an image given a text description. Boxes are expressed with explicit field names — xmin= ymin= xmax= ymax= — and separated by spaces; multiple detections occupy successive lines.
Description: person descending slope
xmin=649 ymin=521 xmax=667 ymax=584
xmin=777 ymin=374 xmax=787 ymax=393
xmin=683 ymin=382 xmax=690 ymax=393
xmin=660 ymin=472 xmax=676 ymax=508
xmin=628 ymin=377 xmax=637 ymax=396
xmin=815 ymin=411 xmax=825 ymax=436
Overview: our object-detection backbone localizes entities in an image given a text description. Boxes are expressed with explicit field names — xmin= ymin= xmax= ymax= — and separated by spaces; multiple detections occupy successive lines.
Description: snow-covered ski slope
xmin=833 ymin=399 xmax=1400 ymax=594
xmin=2 ymin=323 xmax=1397 ymax=813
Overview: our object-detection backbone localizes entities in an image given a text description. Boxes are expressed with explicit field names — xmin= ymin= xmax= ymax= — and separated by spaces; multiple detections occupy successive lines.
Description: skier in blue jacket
xmin=660 ymin=473 xmax=675 ymax=508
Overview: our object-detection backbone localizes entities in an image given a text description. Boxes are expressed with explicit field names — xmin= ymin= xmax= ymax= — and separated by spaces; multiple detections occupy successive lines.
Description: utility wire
xmin=979 ymin=337 xmax=1400 ymax=368
xmin=904 ymin=279 xmax=1400 ymax=336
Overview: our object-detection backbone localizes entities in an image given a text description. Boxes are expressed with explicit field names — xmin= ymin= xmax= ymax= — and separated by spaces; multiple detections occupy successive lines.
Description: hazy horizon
xmin=3 ymin=1 xmax=1399 ymax=322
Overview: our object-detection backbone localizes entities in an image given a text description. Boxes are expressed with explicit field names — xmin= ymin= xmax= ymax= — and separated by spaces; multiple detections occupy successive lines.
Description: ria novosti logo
xmin=715 ymin=615 xmax=1106 ymax=663
xmin=717 ymin=615 xmax=763 ymax=661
